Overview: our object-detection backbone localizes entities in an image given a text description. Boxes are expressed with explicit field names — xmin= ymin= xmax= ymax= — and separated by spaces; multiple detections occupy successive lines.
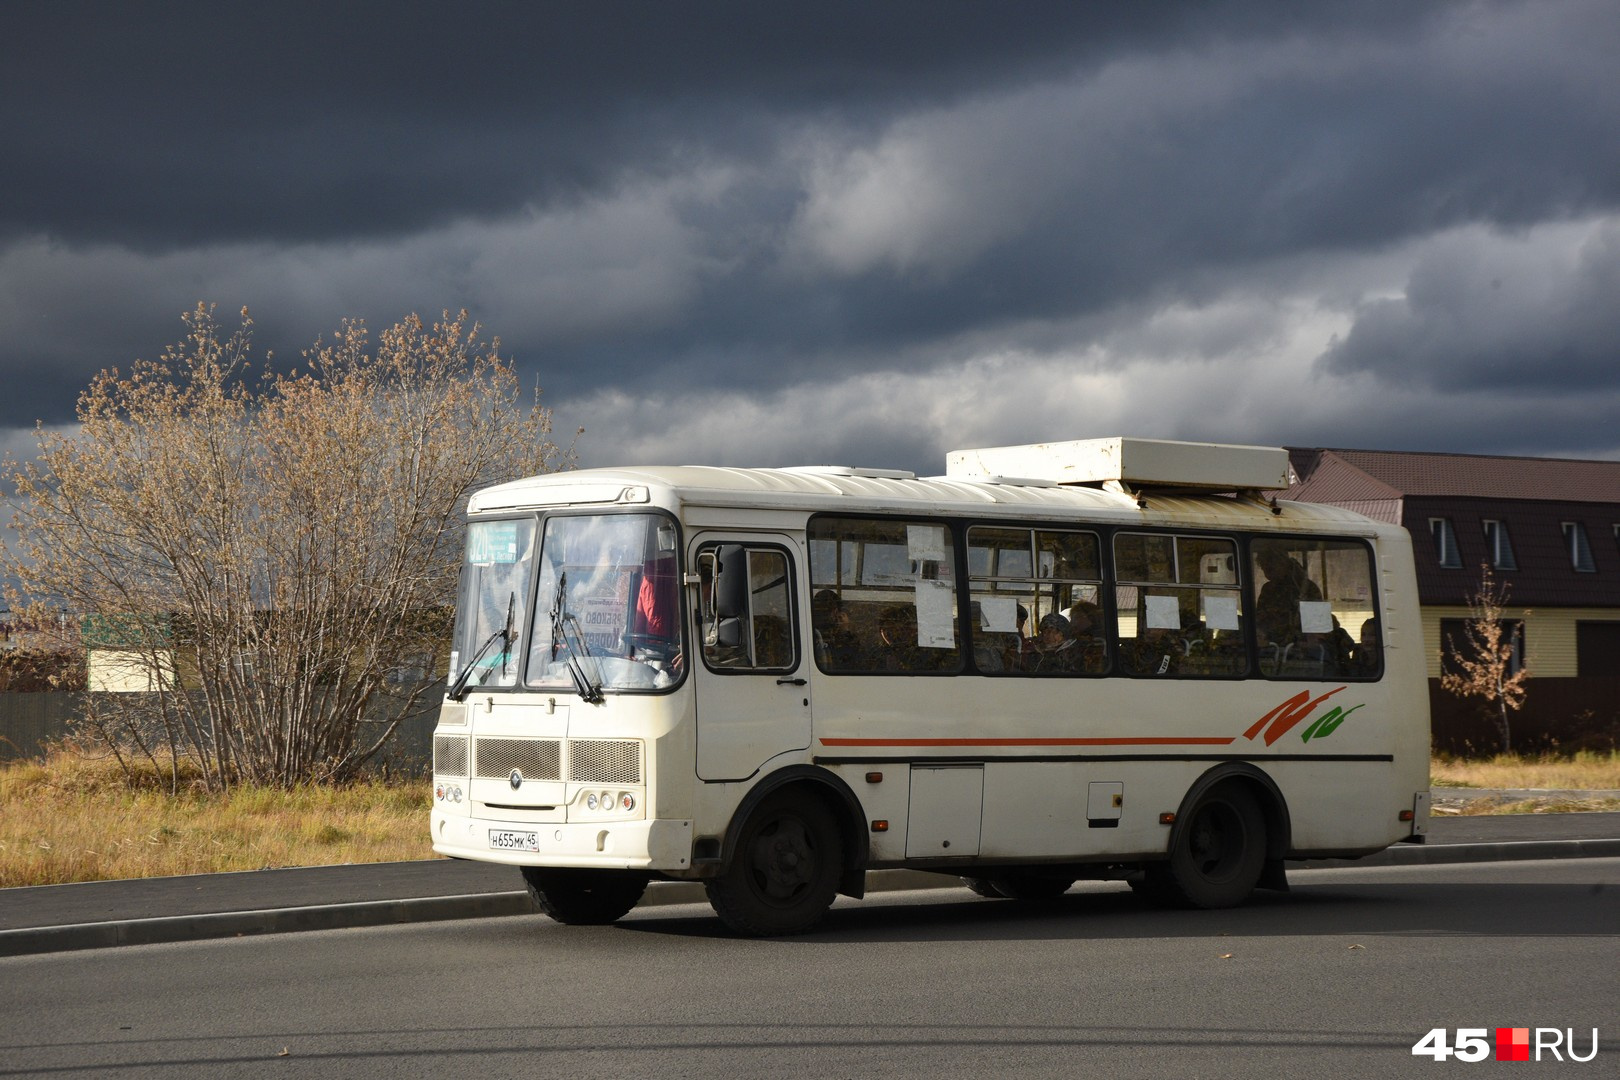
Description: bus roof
xmin=469 ymin=463 xmax=1393 ymax=538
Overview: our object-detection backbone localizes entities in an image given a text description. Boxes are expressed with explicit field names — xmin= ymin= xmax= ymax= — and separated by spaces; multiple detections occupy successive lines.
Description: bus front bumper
xmin=431 ymin=810 xmax=694 ymax=872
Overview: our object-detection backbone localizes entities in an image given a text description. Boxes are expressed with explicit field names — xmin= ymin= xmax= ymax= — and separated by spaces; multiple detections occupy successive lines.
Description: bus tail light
xmin=1399 ymin=809 xmax=1415 ymax=822
xmin=870 ymin=820 xmax=889 ymax=832
xmin=1159 ymin=812 xmax=1176 ymax=825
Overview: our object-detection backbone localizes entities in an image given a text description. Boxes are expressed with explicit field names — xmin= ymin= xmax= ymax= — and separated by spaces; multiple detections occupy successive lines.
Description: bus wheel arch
xmin=707 ymin=775 xmax=853 ymax=936
xmin=719 ymin=765 xmax=870 ymax=900
xmin=1152 ymin=764 xmax=1291 ymax=908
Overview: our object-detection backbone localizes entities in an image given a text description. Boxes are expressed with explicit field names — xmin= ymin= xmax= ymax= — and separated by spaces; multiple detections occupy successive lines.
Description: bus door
xmin=691 ymin=536 xmax=812 ymax=781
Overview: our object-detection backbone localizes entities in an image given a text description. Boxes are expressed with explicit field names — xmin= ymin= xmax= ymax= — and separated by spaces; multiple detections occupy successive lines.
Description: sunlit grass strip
xmin=5 ymin=748 xmax=1620 ymax=889
xmin=1429 ymin=750 xmax=1620 ymax=791
xmin=0 ymin=749 xmax=434 ymax=888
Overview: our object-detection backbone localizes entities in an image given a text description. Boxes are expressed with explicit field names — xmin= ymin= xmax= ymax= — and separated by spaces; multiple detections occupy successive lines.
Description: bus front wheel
xmin=1157 ymin=784 xmax=1266 ymax=909
xmin=521 ymin=867 xmax=649 ymax=925
xmin=706 ymin=792 xmax=843 ymax=936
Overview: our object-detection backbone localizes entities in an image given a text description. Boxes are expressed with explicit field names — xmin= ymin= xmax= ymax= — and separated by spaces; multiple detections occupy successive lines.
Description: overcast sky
xmin=4 ymin=0 xmax=1618 ymax=476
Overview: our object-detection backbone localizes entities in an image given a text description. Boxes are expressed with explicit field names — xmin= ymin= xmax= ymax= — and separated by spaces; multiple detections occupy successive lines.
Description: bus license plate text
xmin=489 ymin=830 xmax=540 ymax=852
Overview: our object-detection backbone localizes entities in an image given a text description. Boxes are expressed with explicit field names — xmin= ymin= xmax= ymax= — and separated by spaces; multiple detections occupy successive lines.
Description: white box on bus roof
xmin=945 ymin=437 xmax=1290 ymax=492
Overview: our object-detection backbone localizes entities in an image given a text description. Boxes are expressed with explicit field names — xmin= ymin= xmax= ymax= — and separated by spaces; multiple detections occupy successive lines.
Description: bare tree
xmin=1440 ymin=563 xmax=1530 ymax=754
xmin=4 ymin=304 xmax=572 ymax=789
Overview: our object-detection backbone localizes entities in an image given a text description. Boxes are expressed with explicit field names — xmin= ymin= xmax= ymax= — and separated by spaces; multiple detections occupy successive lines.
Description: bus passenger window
xmin=808 ymin=517 xmax=961 ymax=674
xmin=1114 ymin=533 xmax=1244 ymax=678
xmin=1252 ymin=538 xmax=1378 ymax=679
xmin=967 ymin=526 xmax=1105 ymax=675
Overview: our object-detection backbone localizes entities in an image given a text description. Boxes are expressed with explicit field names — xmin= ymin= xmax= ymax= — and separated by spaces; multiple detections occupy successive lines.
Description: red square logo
xmin=1497 ymin=1027 xmax=1530 ymax=1061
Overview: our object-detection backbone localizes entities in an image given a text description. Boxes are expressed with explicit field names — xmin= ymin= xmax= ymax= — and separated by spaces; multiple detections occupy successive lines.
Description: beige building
xmin=1284 ymin=447 xmax=1620 ymax=752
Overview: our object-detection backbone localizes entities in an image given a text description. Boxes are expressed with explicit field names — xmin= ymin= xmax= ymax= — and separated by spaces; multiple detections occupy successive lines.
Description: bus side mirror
xmin=698 ymin=545 xmax=748 ymax=654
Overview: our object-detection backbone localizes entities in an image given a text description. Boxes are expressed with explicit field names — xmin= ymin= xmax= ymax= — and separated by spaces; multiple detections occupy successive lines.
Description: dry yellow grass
xmin=5 ymin=747 xmax=1619 ymax=889
xmin=0 ymin=748 xmax=434 ymax=888
xmin=1429 ymin=750 xmax=1620 ymax=791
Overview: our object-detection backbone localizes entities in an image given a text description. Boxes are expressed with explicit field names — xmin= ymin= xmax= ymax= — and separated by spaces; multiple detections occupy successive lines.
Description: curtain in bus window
xmin=808 ymin=517 xmax=961 ymax=673
xmin=1113 ymin=533 xmax=1244 ymax=677
xmin=1252 ymin=538 xmax=1378 ymax=679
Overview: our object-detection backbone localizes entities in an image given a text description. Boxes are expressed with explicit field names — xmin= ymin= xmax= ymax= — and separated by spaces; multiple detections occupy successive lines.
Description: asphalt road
xmin=1 ymin=857 xmax=1614 ymax=1080
xmin=3 ymin=811 xmax=1620 ymax=957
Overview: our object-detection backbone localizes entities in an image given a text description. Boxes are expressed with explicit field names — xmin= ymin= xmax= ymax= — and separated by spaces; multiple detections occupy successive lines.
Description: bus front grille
xmin=475 ymin=738 xmax=563 ymax=781
xmin=433 ymin=735 xmax=469 ymax=776
xmin=569 ymin=740 xmax=641 ymax=785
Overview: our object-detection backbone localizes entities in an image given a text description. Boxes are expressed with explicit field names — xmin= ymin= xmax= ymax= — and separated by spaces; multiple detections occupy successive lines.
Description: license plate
xmin=489 ymin=829 xmax=540 ymax=852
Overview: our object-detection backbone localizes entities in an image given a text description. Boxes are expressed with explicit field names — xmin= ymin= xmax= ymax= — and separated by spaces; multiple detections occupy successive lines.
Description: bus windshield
xmin=449 ymin=518 xmax=537 ymax=696
xmin=525 ymin=512 xmax=682 ymax=693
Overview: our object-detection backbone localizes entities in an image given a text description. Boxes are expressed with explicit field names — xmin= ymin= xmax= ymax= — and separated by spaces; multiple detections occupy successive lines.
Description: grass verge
xmin=1429 ymin=750 xmax=1620 ymax=792
xmin=0 ymin=748 xmax=432 ymax=889
xmin=3 ymin=748 xmax=1619 ymax=888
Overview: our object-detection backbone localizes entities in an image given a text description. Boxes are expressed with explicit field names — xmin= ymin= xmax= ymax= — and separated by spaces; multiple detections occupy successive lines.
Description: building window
xmin=1482 ymin=520 xmax=1516 ymax=570
xmin=1430 ymin=518 xmax=1461 ymax=568
xmin=1564 ymin=522 xmax=1596 ymax=573
xmin=1575 ymin=621 xmax=1620 ymax=677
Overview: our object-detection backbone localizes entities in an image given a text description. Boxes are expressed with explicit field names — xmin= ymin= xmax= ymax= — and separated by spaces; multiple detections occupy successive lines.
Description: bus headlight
xmin=620 ymin=793 xmax=636 ymax=812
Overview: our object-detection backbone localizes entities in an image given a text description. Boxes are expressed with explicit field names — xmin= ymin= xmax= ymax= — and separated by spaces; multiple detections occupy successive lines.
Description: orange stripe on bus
xmin=818 ymin=736 xmax=1237 ymax=747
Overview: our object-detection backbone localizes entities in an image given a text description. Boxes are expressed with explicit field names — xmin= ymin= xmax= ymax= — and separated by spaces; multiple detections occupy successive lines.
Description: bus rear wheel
xmin=1160 ymin=784 xmax=1266 ymax=909
xmin=521 ymin=867 xmax=649 ymax=925
xmin=706 ymin=793 xmax=843 ymax=937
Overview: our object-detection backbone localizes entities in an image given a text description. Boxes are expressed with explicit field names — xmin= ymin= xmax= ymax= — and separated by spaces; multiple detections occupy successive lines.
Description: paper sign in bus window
xmin=1145 ymin=594 xmax=1181 ymax=630
xmin=915 ymin=579 xmax=956 ymax=648
xmin=907 ymin=524 xmax=946 ymax=563
xmin=978 ymin=596 xmax=1017 ymax=633
xmin=1204 ymin=594 xmax=1241 ymax=631
xmin=1298 ymin=600 xmax=1334 ymax=635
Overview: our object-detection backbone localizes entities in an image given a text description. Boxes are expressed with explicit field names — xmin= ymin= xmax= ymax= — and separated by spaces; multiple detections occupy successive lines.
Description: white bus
xmin=431 ymin=437 xmax=1430 ymax=935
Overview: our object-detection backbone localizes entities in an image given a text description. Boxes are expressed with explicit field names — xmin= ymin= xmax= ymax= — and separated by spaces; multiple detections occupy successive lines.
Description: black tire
xmin=1160 ymin=784 xmax=1266 ymax=909
xmin=521 ymin=867 xmax=649 ymax=925
xmin=706 ymin=792 xmax=843 ymax=936
xmin=984 ymin=874 xmax=1074 ymax=901
xmin=960 ymin=876 xmax=1007 ymax=899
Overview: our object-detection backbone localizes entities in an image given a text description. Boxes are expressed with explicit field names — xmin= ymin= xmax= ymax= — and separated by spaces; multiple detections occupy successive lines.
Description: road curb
xmin=3 ymin=843 xmax=1615 ymax=959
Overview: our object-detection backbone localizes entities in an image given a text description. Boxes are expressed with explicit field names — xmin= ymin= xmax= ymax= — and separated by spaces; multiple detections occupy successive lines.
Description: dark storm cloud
xmin=2 ymin=0 xmax=1618 ymax=468
xmin=4 ymin=0 xmax=1443 ymax=249
xmin=1321 ymin=223 xmax=1620 ymax=392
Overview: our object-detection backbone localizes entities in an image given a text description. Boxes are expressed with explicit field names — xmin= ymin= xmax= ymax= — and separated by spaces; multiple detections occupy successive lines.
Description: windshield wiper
xmin=447 ymin=591 xmax=514 ymax=701
xmin=549 ymin=571 xmax=604 ymax=703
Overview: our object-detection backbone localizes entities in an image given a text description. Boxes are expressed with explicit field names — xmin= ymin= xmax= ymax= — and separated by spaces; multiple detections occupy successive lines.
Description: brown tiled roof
xmin=1284 ymin=447 xmax=1620 ymax=609
xmin=1287 ymin=448 xmax=1620 ymax=503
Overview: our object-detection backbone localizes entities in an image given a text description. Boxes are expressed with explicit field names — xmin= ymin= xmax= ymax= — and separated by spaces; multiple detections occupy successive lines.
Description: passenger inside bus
xmin=812 ymin=589 xmax=860 ymax=669
xmin=1352 ymin=616 xmax=1382 ymax=675
xmin=1254 ymin=546 xmax=1323 ymax=647
xmin=1026 ymin=613 xmax=1083 ymax=673
xmin=877 ymin=604 xmax=922 ymax=671
xmin=1064 ymin=600 xmax=1107 ymax=673
xmin=1125 ymin=624 xmax=1180 ymax=676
